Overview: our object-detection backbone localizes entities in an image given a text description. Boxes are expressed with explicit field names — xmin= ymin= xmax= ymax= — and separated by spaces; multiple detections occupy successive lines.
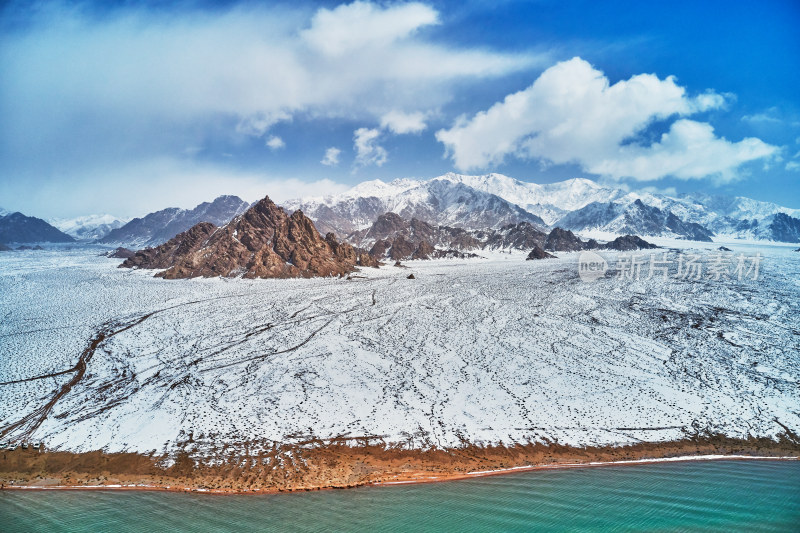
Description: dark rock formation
xmin=718 ymin=246 xmax=732 ymax=252
xmin=602 ymin=235 xmax=659 ymax=251
xmin=767 ymin=213 xmax=800 ymax=242
xmin=526 ymin=245 xmax=556 ymax=260
xmin=478 ymin=222 xmax=547 ymax=250
xmin=544 ymin=228 xmax=586 ymax=252
xmin=0 ymin=243 xmax=12 ymax=251
xmin=122 ymin=222 xmax=217 ymax=271
xmin=0 ymin=212 xmax=74 ymax=243
xmin=16 ymin=245 xmax=44 ymax=250
xmin=411 ymin=241 xmax=436 ymax=260
xmin=121 ymin=196 xmax=377 ymax=279
xmin=106 ymin=247 xmax=136 ymax=259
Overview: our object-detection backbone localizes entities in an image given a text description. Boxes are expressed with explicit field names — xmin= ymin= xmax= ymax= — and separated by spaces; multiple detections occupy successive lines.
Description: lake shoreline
xmin=2 ymin=436 xmax=799 ymax=495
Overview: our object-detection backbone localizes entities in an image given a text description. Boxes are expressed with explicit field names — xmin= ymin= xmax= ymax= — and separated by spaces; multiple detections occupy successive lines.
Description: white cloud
xmin=265 ymin=136 xmax=285 ymax=150
xmin=742 ymin=107 xmax=781 ymax=124
xmin=353 ymin=128 xmax=387 ymax=168
xmin=787 ymin=161 xmax=800 ymax=172
xmin=0 ymin=1 xmax=544 ymax=218
xmin=591 ymin=119 xmax=777 ymax=181
xmin=1 ymin=1 xmax=537 ymax=157
xmin=380 ymin=110 xmax=428 ymax=134
xmin=238 ymin=112 xmax=292 ymax=138
xmin=321 ymin=147 xmax=342 ymax=166
xmin=436 ymin=57 xmax=777 ymax=182
xmin=301 ymin=1 xmax=438 ymax=57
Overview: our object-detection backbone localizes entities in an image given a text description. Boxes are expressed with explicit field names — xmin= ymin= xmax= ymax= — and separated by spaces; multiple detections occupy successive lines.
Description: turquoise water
xmin=1 ymin=461 xmax=798 ymax=532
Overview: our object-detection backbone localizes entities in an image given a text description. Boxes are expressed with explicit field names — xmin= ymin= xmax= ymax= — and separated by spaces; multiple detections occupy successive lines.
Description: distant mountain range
xmin=353 ymin=212 xmax=659 ymax=261
xmin=0 ymin=212 xmax=74 ymax=245
xmin=99 ymin=195 xmax=250 ymax=248
xmin=49 ymin=214 xmax=128 ymax=241
xmin=5 ymin=173 xmax=799 ymax=250
xmin=285 ymin=173 xmax=800 ymax=243
xmin=283 ymin=177 xmax=547 ymax=237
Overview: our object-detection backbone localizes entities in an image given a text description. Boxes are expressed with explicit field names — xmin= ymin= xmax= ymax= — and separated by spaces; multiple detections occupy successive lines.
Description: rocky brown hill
xmin=121 ymin=196 xmax=378 ymax=279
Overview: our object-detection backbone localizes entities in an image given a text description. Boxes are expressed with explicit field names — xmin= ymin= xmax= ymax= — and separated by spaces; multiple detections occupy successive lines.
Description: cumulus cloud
xmin=321 ymin=147 xmax=342 ymax=166
xmin=300 ymin=1 xmax=438 ymax=57
xmin=436 ymin=57 xmax=777 ymax=182
xmin=380 ymin=110 xmax=428 ymax=134
xmin=0 ymin=0 xmax=540 ymax=213
xmin=1 ymin=1 xmax=535 ymax=149
xmin=265 ymin=136 xmax=285 ymax=150
xmin=353 ymin=128 xmax=387 ymax=167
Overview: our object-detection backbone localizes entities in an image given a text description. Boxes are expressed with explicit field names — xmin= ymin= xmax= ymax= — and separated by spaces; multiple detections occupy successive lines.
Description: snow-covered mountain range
xmin=285 ymin=173 xmax=800 ymax=243
xmin=283 ymin=176 xmax=547 ymax=237
xmin=98 ymin=195 xmax=250 ymax=248
xmin=49 ymin=214 xmax=128 ymax=241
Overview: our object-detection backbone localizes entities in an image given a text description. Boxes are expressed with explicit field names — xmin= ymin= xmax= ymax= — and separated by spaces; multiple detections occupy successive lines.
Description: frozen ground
xmin=1 ymin=244 xmax=798 ymax=454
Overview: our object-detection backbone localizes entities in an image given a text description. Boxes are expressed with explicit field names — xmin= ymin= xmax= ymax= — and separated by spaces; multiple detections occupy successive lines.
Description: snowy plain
xmin=0 ymin=243 xmax=798 ymax=456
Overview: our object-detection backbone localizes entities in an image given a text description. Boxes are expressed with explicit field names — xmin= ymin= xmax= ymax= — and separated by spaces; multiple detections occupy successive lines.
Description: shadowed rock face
xmin=100 ymin=195 xmax=250 ymax=248
xmin=106 ymin=247 xmax=136 ymax=259
xmin=603 ymin=235 xmax=659 ymax=251
xmin=121 ymin=222 xmax=217 ymax=271
xmin=121 ymin=196 xmax=377 ymax=279
xmin=544 ymin=227 xmax=586 ymax=252
xmin=526 ymin=245 xmax=556 ymax=260
xmin=0 ymin=212 xmax=75 ymax=243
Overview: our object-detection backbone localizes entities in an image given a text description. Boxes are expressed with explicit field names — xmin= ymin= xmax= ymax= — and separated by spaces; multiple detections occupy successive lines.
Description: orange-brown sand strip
xmin=2 ymin=434 xmax=798 ymax=495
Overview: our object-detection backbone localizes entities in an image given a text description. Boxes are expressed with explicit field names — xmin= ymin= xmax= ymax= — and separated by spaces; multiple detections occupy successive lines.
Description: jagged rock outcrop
xmin=526 ymin=245 xmax=556 ymax=260
xmin=767 ymin=213 xmax=800 ymax=242
xmin=122 ymin=222 xmax=217 ymax=270
xmin=121 ymin=196 xmax=377 ymax=279
xmin=544 ymin=228 xmax=588 ymax=252
xmin=602 ymin=235 xmax=659 ymax=251
xmin=352 ymin=213 xmax=482 ymax=251
xmin=106 ymin=247 xmax=136 ymax=259
xmin=541 ymin=228 xmax=657 ymax=252
xmin=477 ymin=222 xmax=547 ymax=250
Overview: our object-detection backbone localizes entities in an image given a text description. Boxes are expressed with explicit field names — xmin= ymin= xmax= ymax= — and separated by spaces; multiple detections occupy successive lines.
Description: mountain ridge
xmin=0 ymin=212 xmax=75 ymax=244
xmin=286 ymin=173 xmax=800 ymax=243
xmin=99 ymin=195 xmax=250 ymax=248
xmin=121 ymin=196 xmax=378 ymax=279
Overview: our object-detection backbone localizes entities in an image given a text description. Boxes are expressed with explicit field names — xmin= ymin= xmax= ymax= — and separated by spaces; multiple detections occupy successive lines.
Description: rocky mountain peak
xmin=544 ymin=227 xmax=585 ymax=252
xmin=120 ymin=195 xmax=377 ymax=279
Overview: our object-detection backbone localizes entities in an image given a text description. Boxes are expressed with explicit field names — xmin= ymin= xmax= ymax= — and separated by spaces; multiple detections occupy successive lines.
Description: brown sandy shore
xmin=2 ymin=434 xmax=798 ymax=495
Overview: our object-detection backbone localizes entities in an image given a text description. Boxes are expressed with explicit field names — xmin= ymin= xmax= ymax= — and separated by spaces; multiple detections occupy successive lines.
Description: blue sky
xmin=1 ymin=0 xmax=798 ymax=218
